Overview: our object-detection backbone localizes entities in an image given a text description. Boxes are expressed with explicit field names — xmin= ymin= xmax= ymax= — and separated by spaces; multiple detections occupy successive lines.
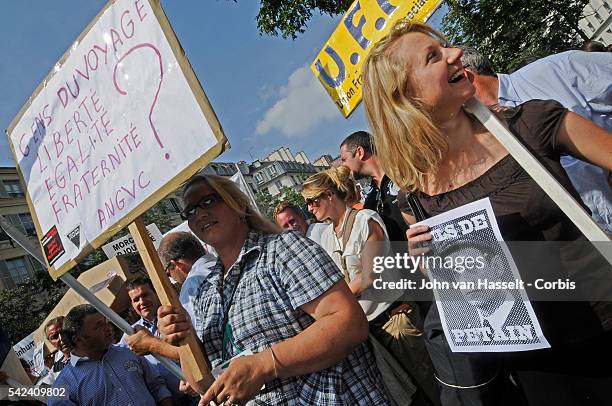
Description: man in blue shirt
xmin=49 ymin=304 xmax=172 ymax=406
xmin=462 ymin=48 xmax=612 ymax=233
xmin=120 ymin=277 xmax=193 ymax=404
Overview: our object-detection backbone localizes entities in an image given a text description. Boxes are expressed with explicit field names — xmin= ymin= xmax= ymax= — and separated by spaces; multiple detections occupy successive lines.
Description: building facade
xmin=251 ymin=160 xmax=323 ymax=197
xmin=0 ymin=167 xmax=45 ymax=290
xmin=580 ymin=0 xmax=612 ymax=44
xmin=203 ymin=149 xmax=331 ymax=198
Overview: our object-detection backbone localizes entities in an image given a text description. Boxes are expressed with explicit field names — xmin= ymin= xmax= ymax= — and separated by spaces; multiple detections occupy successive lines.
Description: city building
xmin=580 ymin=0 xmax=612 ymax=44
xmin=251 ymin=160 xmax=322 ymax=197
xmin=313 ymin=155 xmax=335 ymax=167
xmin=204 ymin=148 xmax=331 ymax=198
xmin=0 ymin=166 xmax=45 ymax=290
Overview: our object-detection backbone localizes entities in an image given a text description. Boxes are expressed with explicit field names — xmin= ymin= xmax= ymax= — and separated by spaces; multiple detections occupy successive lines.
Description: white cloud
xmin=255 ymin=65 xmax=338 ymax=137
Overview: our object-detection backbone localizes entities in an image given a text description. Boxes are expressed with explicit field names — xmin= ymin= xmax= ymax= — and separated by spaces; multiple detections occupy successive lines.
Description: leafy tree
xmin=255 ymin=186 xmax=308 ymax=220
xmin=255 ymin=188 xmax=277 ymax=219
xmin=279 ymin=186 xmax=308 ymax=212
xmin=0 ymin=270 xmax=67 ymax=343
xmin=253 ymin=0 xmax=351 ymax=39
xmin=442 ymin=0 xmax=589 ymax=72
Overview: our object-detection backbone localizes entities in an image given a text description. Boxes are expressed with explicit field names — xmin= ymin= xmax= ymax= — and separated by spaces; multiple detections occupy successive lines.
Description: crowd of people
xmin=5 ymin=20 xmax=611 ymax=406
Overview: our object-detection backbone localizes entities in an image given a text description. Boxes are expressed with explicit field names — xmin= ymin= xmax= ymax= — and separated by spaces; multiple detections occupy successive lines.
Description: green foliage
xmin=0 ymin=271 xmax=67 ymax=344
xmin=280 ymin=186 xmax=308 ymax=214
xmin=442 ymin=0 xmax=589 ymax=72
xmin=255 ymin=188 xmax=277 ymax=219
xmin=255 ymin=186 xmax=308 ymax=219
xmin=252 ymin=0 xmax=352 ymax=39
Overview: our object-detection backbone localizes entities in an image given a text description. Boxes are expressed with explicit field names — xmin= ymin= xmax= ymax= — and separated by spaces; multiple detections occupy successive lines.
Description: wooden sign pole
xmin=128 ymin=217 xmax=210 ymax=382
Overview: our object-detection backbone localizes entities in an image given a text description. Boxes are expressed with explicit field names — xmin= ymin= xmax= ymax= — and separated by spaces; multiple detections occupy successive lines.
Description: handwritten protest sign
xmin=311 ymin=0 xmax=443 ymax=117
xmin=6 ymin=0 xmax=228 ymax=278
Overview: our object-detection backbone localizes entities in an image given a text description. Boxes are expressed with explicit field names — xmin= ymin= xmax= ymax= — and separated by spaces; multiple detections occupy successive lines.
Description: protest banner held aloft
xmin=6 ymin=0 xmax=228 ymax=279
xmin=311 ymin=0 xmax=443 ymax=117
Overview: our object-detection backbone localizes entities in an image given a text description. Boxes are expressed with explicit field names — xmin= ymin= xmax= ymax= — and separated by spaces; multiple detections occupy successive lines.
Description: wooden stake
xmin=129 ymin=217 xmax=210 ymax=381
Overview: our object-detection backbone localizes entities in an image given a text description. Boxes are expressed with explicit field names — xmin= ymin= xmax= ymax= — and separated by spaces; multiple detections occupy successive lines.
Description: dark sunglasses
xmin=180 ymin=193 xmax=221 ymax=220
xmin=305 ymin=192 xmax=327 ymax=207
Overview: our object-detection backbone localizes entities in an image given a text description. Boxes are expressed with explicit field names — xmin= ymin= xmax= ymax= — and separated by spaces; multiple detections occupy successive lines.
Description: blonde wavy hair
xmin=362 ymin=21 xmax=450 ymax=192
xmin=302 ymin=166 xmax=358 ymax=205
xmin=183 ymin=174 xmax=281 ymax=235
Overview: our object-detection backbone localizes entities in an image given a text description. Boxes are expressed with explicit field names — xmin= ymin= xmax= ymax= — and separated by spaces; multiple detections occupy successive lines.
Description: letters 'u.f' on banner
xmin=6 ymin=0 xmax=229 ymax=279
xmin=311 ymin=0 xmax=443 ymax=118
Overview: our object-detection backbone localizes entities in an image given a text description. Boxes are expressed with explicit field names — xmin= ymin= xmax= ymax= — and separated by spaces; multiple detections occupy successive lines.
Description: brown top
xmin=415 ymin=99 xmax=584 ymax=242
xmin=405 ymin=100 xmax=609 ymax=345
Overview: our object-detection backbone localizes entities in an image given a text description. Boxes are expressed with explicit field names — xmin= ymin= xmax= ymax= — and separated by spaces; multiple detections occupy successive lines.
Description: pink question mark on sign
xmin=113 ymin=43 xmax=169 ymax=160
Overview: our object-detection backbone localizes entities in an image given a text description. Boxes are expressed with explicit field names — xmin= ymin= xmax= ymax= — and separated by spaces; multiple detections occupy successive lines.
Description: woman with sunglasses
xmin=157 ymin=174 xmax=389 ymax=406
xmin=362 ymin=21 xmax=612 ymax=406
xmin=302 ymin=165 xmax=391 ymax=303
xmin=302 ymin=165 xmax=440 ymax=405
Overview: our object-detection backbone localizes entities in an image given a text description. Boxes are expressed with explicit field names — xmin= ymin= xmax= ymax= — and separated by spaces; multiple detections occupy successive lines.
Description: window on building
xmin=594 ymin=12 xmax=603 ymax=23
xmin=3 ymin=181 xmax=24 ymax=198
xmin=268 ymin=166 xmax=278 ymax=177
xmin=168 ymin=198 xmax=182 ymax=213
xmin=0 ymin=228 xmax=9 ymax=242
xmin=255 ymin=174 xmax=264 ymax=184
xmin=275 ymin=180 xmax=283 ymax=191
xmin=3 ymin=257 xmax=30 ymax=287
xmin=17 ymin=213 xmax=36 ymax=236
xmin=28 ymin=256 xmax=45 ymax=273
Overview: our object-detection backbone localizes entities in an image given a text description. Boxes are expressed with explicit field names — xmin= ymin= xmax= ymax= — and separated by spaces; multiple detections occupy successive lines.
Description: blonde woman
xmin=363 ymin=21 xmax=612 ymax=406
xmin=303 ymin=166 xmax=439 ymax=406
xmin=157 ymin=174 xmax=389 ymax=405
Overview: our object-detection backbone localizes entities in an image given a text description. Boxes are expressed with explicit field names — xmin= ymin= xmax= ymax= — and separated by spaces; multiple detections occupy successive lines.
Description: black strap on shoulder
xmin=407 ymin=193 xmax=427 ymax=222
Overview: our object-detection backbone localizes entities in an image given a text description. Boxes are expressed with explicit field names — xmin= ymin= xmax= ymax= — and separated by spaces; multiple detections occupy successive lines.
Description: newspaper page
xmin=415 ymin=198 xmax=550 ymax=352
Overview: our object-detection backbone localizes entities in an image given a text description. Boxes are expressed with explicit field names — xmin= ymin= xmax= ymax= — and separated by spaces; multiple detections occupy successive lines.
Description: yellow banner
xmin=311 ymin=0 xmax=443 ymax=118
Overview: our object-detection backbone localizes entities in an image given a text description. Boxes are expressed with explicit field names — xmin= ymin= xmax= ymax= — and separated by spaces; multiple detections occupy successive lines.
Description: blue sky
xmin=0 ymin=1 xmax=445 ymax=167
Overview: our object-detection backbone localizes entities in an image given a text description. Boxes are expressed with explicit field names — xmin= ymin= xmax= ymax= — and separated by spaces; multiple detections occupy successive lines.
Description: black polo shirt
xmin=363 ymin=175 xmax=408 ymax=241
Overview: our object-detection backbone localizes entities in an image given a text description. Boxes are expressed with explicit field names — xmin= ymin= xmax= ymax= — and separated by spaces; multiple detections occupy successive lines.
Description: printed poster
xmin=415 ymin=198 xmax=550 ymax=352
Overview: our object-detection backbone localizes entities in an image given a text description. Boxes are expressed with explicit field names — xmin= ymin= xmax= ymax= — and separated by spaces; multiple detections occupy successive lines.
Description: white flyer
xmin=415 ymin=197 xmax=550 ymax=352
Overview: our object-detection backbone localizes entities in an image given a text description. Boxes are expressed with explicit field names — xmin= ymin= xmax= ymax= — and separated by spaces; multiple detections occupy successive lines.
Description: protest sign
xmin=415 ymin=198 xmax=550 ymax=352
xmin=311 ymin=0 xmax=442 ymax=117
xmin=6 ymin=0 xmax=228 ymax=279
xmin=102 ymin=223 xmax=162 ymax=258
xmin=12 ymin=333 xmax=38 ymax=375
xmin=1 ymin=325 xmax=32 ymax=387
